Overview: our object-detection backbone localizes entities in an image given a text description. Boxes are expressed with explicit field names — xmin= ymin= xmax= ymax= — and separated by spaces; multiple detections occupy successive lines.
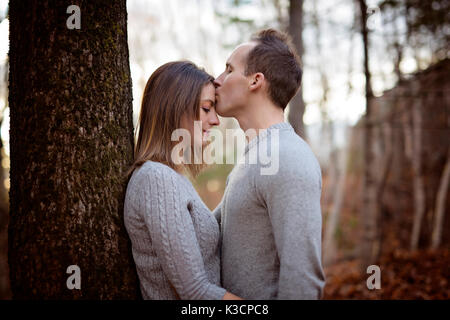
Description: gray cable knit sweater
xmin=214 ymin=122 xmax=326 ymax=299
xmin=124 ymin=160 xmax=226 ymax=300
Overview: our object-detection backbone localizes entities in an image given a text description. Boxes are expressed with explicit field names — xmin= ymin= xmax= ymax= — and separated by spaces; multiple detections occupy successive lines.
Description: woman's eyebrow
xmin=201 ymin=99 xmax=215 ymax=107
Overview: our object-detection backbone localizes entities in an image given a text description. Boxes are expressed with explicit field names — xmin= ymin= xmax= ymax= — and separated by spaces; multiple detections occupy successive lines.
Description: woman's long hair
xmin=125 ymin=61 xmax=214 ymax=180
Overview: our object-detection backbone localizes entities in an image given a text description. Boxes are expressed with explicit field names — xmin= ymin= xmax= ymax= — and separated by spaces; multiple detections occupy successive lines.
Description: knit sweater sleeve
xmin=141 ymin=166 xmax=226 ymax=300
xmin=255 ymin=147 xmax=325 ymax=299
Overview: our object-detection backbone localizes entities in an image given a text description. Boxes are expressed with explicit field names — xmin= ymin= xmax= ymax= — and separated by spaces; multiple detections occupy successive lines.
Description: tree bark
xmin=8 ymin=0 xmax=140 ymax=299
xmin=287 ymin=0 xmax=307 ymax=139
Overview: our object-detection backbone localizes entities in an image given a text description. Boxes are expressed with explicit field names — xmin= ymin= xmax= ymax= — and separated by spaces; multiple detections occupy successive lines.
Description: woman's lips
xmin=202 ymin=129 xmax=210 ymax=140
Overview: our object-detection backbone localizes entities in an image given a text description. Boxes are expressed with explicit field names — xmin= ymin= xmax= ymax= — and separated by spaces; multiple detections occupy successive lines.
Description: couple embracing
xmin=124 ymin=29 xmax=325 ymax=300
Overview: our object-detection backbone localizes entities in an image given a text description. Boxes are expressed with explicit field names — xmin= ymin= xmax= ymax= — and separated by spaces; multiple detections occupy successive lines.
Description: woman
xmin=124 ymin=61 xmax=241 ymax=300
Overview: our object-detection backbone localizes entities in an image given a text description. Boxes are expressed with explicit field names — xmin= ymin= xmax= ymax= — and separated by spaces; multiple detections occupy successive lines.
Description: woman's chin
xmin=200 ymin=140 xmax=208 ymax=148
xmin=192 ymin=139 xmax=206 ymax=149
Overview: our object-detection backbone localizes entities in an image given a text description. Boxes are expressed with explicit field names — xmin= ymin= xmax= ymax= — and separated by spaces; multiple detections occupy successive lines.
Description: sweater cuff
xmin=205 ymin=284 xmax=227 ymax=300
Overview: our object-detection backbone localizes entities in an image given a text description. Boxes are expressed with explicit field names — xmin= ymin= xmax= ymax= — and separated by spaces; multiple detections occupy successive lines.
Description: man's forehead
xmin=227 ymin=42 xmax=257 ymax=65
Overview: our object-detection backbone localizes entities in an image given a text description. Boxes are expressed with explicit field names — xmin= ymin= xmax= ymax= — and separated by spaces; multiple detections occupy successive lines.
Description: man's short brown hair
xmin=245 ymin=29 xmax=302 ymax=110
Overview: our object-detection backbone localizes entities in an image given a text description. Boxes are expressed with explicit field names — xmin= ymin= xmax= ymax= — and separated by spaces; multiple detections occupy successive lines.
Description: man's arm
xmin=256 ymin=151 xmax=326 ymax=299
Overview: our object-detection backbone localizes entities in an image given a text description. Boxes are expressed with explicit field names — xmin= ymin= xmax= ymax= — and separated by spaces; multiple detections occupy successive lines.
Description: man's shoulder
xmin=277 ymin=130 xmax=321 ymax=172
xmin=252 ymin=129 xmax=322 ymax=191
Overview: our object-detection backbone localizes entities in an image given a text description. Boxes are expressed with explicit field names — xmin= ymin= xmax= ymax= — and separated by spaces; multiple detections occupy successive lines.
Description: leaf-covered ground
xmin=323 ymin=248 xmax=450 ymax=299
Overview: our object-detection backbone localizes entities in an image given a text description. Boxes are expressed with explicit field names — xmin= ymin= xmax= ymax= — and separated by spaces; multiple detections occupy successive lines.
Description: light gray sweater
xmin=124 ymin=160 xmax=226 ymax=300
xmin=214 ymin=122 xmax=326 ymax=299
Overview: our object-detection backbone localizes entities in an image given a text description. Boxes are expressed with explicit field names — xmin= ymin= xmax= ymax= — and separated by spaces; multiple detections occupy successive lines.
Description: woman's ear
xmin=249 ymin=72 xmax=264 ymax=91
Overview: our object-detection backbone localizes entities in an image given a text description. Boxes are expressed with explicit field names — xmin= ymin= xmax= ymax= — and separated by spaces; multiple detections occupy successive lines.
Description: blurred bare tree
xmin=287 ymin=0 xmax=307 ymax=139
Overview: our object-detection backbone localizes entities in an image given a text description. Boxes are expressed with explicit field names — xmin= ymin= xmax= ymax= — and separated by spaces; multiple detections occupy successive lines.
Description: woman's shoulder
xmin=131 ymin=160 xmax=176 ymax=179
xmin=127 ymin=161 xmax=199 ymax=206
xmin=130 ymin=160 xmax=186 ymax=186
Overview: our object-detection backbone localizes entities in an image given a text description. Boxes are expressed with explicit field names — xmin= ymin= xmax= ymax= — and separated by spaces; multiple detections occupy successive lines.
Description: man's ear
xmin=249 ymin=72 xmax=264 ymax=91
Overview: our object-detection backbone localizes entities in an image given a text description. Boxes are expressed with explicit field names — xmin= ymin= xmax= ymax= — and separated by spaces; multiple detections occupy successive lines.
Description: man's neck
xmin=235 ymin=101 xmax=285 ymax=141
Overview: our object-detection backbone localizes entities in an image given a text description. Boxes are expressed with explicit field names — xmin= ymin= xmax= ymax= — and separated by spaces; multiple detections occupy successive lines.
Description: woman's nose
xmin=210 ymin=112 xmax=220 ymax=126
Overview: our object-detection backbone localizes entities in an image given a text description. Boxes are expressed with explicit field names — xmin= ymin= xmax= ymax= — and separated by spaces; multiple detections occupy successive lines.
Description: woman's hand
xmin=222 ymin=291 xmax=243 ymax=300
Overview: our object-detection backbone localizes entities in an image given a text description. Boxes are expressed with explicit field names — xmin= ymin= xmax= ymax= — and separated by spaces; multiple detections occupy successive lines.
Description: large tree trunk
xmin=8 ymin=0 xmax=140 ymax=299
xmin=287 ymin=0 xmax=307 ymax=139
xmin=358 ymin=0 xmax=379 ymax=270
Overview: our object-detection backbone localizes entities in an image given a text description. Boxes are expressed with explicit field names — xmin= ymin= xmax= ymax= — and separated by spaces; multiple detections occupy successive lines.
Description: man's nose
xmin=213 ymin=77 xmax=221 ymax=88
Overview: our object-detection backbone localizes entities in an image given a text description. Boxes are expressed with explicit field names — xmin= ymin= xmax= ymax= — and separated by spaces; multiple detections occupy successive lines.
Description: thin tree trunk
xmin=323 ymin=140 xmax=337 ymax=208
xmin=375 ymin=114 xmax=393 ymax=259
xmin=323 ymin=132 xmax=349 ymax=266
xmin=358 ymin=0 xmax=379 ymax=270
xmin=403 ymin=111 xmax=414 ymax=160
xmin=376 ymin=122 xmax=393 ymax=203
xmin=8 ymin=0 xmax=140 ymax=299
xmin=287 ymin=0 xmax=307 ymax=139
xmin=310 ymin=0 xmax=333 ymax=207
xmin=431 ymin=147 xmax=450 ymax=249
xmin=410 ymin=87 xmax=425 ymax=251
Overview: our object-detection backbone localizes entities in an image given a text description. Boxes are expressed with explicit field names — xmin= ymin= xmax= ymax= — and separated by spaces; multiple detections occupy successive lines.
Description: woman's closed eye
xmin=202 ymin=107 xmax=211 ymax=113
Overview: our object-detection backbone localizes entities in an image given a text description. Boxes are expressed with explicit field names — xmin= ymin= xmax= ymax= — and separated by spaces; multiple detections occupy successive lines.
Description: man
xmin=213 ymin=29 xmax=325 ymax=299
